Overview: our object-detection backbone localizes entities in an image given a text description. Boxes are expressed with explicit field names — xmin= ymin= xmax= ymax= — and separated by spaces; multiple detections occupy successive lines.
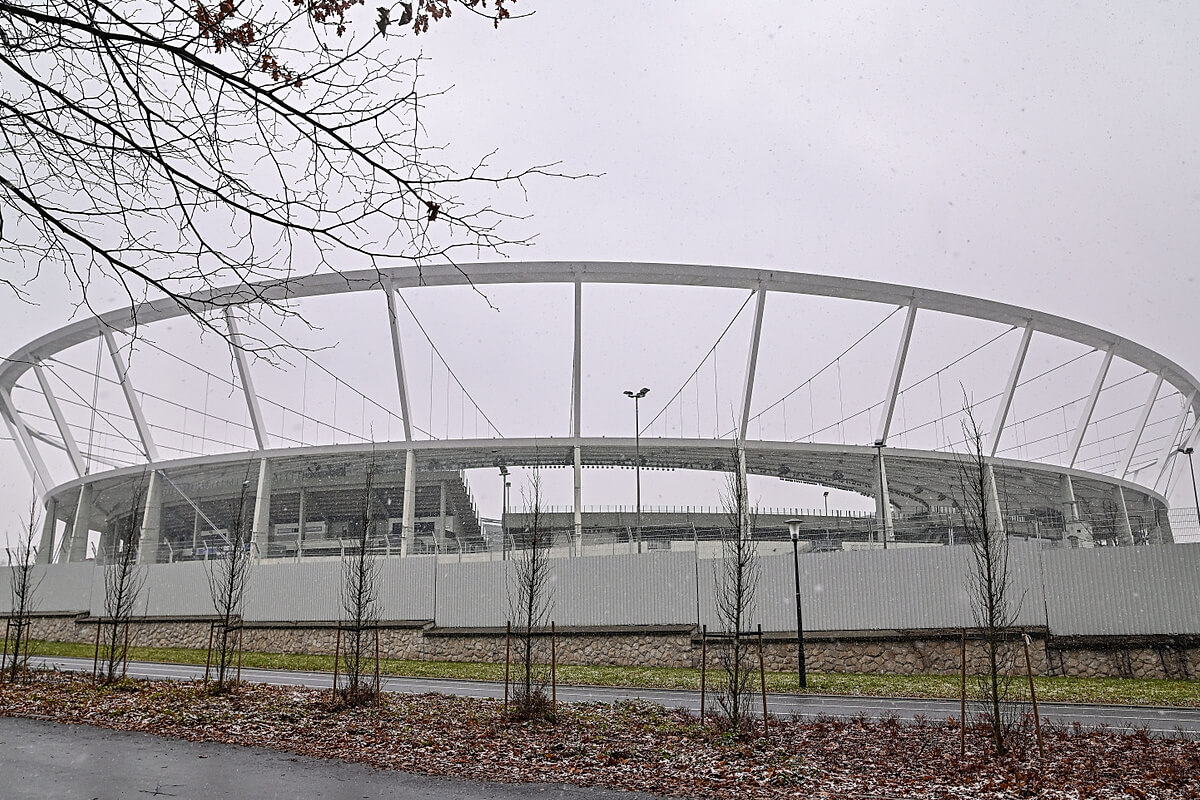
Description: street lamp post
xmin=624 ymin=387 xmax=649 ymax=551
xmin=785 ymin=518 xmax=807 ymax=689
xmin=1178 ymin=446 xmax=1200 ymax=531
xmin=499 ymin=465 xmax=509 ymax=560
xmin=823 ymin=490 xmax=831 ymax=546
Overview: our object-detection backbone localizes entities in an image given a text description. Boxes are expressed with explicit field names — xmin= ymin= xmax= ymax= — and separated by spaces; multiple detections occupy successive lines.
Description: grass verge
xmin=26 ymin=637 xmax=1199 ymax=707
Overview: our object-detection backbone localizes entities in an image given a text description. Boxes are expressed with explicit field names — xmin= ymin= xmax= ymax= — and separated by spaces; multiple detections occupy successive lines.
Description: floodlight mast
xmin=624 ymin=387 xmax=649 ymax=550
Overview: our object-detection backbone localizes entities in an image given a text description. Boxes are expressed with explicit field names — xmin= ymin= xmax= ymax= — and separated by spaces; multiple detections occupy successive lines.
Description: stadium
xmin=2 ymin=262 xmax=1198 ymax=678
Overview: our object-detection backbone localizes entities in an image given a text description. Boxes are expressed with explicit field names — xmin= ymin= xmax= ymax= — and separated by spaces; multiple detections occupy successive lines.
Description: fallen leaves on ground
xmin=1 ymin=671 xmax=1197 ymax=799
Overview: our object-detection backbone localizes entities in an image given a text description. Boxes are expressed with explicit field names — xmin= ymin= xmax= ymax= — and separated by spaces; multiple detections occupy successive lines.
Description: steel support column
xmin=738 ymin=289 xmax=768 ymax=441
xmin=402 ymin=449 xmax=416 ymax=548
xmin=872 ymin=450 xmax=894 ymax=544
xmin=138 ymin=470 xmax=163 ymax=564
xmin=251 ymin=458 xmax=272 ymax=558
xmin=1067 ymin=347 xmax=1114 ymax=467
xmin=1119 ymin=375 xmax=1164 ymax=478
xmin=1 ymin=388 xmax=50 ymax=497
xmin=33 ymin=360 xmax=85 ymax=475
xmin=1151 ymin=393 xmax=1194 ymax=490
xmin=102 ymin=330 xmax=159 ymax=462
xmin=571 ymin=280 xmax=583 ymax=553
xmin=383 ymin=278 xmax=417 ymax=548
xmin=876 ymin=300 xmax=918 ymax=446
xmin=38 ymin=497 xmax=57 ymax=563
xmin=573 ymin=445 xmax=583 ymax=555
xmin=1113 ymin=486 xmax=1134 ymax=546
xmin=65 ymin=484 xmax=93 ymax=563
xmin=984 ymin=464 xmax=1006 ymax=536
xmin=1060 ymin=474 xmax=1078 ymax=522
xmin=224 ymin=310 xmax=269 ymax=450
xmin=989 ymin=323 xmax=1034 ymax=456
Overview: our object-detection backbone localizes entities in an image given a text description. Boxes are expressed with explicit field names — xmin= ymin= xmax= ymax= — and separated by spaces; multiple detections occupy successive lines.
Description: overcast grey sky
xmin=3 ymin=1 xmax=1199 ymax=546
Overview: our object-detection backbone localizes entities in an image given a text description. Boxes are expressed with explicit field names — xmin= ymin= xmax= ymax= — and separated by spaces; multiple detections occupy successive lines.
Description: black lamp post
xmin=1178 ymin=446 xmax=1200 ymax=531
xmin=499 ymin=465 xmax=509 ymax=560
xmin=785 ymin=517 xmax=808 ymax=689
xmin=624 ymin=387 xmax=649 ymax=550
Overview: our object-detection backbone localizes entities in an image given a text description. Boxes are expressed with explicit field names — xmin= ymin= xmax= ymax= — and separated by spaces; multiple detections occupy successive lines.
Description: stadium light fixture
xmin=785 ymin=518 xmax=807 ymax=689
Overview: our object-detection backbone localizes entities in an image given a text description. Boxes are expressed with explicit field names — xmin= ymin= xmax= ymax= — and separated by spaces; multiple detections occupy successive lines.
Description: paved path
xmin=32 ymin=655 xmax=1200 ymax=737
xmin=0 ymin=716 xmax=654 ymax=799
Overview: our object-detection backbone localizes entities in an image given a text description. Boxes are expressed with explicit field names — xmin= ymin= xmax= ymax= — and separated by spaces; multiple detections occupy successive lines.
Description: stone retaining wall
xmin=21 ymin=615 xmax=1197 ymax=680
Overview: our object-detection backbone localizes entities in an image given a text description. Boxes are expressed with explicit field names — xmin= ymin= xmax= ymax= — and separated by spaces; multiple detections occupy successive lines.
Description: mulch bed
xmin=1 ymin=671 xmax=1197 ymax=799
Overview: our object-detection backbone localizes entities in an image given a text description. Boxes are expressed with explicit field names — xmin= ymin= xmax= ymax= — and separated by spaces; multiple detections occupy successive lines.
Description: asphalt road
xmin=31 ymin=655 xmax=1200 ymax=738
xmin=0 ymin=716 xmax=656 ymax=800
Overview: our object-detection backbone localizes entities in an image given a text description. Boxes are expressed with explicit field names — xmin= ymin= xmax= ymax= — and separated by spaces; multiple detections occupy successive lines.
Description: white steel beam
xmin=989 ymin=323 xmax=1034 ymax=457
xmin=251 ymin=458 xmax=272 ymax=558
xmin=1 ymin=387 xmax=50 ymax=497
xmin=67 ymin=484 xmax=93 ymax=562
xmin=571 ymin=280 xmax=582 ymax=438
xmin=738 ymin=289 xmax=768 ymax=441
xmin=402 ymin=448 xmax=416 ymax=544
xmin=876 ymin=300 xmax=918 ymax=446
xmin=38 ymin=497 xmax=56 ymax=563
xmin=1113 ymin=486 xmax=1134 ymax=546
xmin=138 ymin=469 xmax=163 ymax=564
xmin=1067 ymin=347 xmax=1114 ymax=468
xmin=33 ymin=360 xmax=84 ymax=475
xmin=102 ymin=330 xmax=159 ymax=461
xmin=572 ymin=281 xmax=583 ymax=555
xmin=224 ymin=310 xmax=269 ymax=450
xmin=573 ymin=444 xmax=583 ymax=554
xmin=1151 ymin=391 xmax=1194 ymax=490
xmin=383 ymin=277 xmax=414 ymax=442
xmin=1119 ymin=374 xmax=1163 ymax=478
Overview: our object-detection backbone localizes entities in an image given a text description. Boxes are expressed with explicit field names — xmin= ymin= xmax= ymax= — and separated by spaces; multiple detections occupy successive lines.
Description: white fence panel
xmin=1041 ymin=544 xmax=1200 ymax=636
xmin=551 ymin=552 xmax=698 ymax=627
xmin=700 ymin=544 xmax=1046 ymax=633
xmin=0 ymin=563 xmax=93 ymax=614
xmin=435 ymin=559 xmax=512 ymax=627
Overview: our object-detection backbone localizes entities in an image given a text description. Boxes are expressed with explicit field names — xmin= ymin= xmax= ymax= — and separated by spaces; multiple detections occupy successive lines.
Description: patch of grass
xmin=26 ymin=638 xmax=1199 ymax=707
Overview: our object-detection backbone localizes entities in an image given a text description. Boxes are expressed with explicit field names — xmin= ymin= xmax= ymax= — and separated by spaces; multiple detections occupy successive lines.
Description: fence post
xmin=699 ymin=625 xmax=707 ymax=724
xmin=503 ymin=620 xmax=511 ymax=713
xmin=551 ymin=621 xmax=557 ymax=713
xmin=959 ymin=628 xmax=967 ymax=760
xmin=204 ymin=622 xmax=214 ymax=684
xmin=121 ymin=621 xmax=130 ymax=679
xmin=235 ymin=623 xmax=244 ymax=685
xmin=332 ymin=626 xmax=342 ymax=698
xmin=91 ymin=619 xmax=101 ymax=683
xmin=374 ymin=628 xmax=382 ymax=705
xmin=757 ymin=624 xmax=769 ymax=740
xmin=1023 ymin=631 xmax=1044 ymax=758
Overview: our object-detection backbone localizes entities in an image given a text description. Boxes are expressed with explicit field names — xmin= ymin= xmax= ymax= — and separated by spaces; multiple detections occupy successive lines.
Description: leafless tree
xmin=4 ymin=497 xmax=41 ymax=682
xmin=956 ymin=402 xmax=1021 ymax=757
xmin=205 ymin=476 xmax=254 ymax=691
xmin=507 ymin=467 xmax=552 ymax=719
xmin=98 ymin=483 xmax=147 ymax=683
xmin=0 ymin=0 xmax=564 ymax=343
xmin=714 ymin=446 xmax=759 ymax=733
xmin=337 ymin=456 xmax=383 ymax=704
